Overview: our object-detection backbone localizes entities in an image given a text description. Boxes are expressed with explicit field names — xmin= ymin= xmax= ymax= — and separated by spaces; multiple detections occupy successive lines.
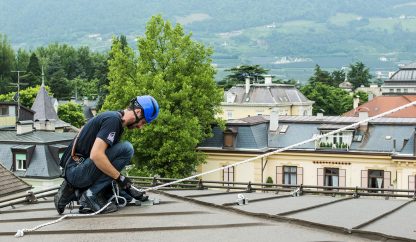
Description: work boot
xmin=54 ymin=180 xmax=76 ymax=214
xmin=125 ymin=187 xmax=149 ymax=202
xmin=79 ymin=189 xmax=118 ymax=214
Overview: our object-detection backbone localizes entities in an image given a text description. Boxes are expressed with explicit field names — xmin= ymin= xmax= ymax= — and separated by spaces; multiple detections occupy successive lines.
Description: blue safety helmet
xmin=131 ymin=95 xmax=159 ymax=123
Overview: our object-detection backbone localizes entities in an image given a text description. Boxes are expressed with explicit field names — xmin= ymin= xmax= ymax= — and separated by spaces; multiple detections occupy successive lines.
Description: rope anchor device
xmin=14 ymin=100 xmax=416 ymax=237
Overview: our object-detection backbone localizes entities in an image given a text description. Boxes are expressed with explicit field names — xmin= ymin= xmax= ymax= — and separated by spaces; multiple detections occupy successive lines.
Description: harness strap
xmin=71 ymin=126 xmax=84 ymax=162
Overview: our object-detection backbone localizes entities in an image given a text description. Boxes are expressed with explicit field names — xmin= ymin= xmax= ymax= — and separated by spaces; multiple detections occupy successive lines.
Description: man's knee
xmin=122 ymin=142 xmax=134 ymax=159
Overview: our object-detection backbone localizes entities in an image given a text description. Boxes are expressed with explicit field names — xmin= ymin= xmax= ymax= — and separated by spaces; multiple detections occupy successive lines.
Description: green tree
xmin=308 ymin=64 xmax=332 ymax=86
xmin=0 ymin=85 xmax=52 ymax=108
xmin=15 ymin=48 xmax=30 ymax=72
xmin=347 ymin=62 xmax=373 ymax=90
xmin=47 ymin=53 xmax=71 ymax=99
xmin=57 ymin=102 xmax=85 ymax=128
xmin=0 ymin=34 xmax=15 ymax=94
xmin=103 ymin=15 xmax=223 ymax=178
xmin=301 ymin=82 xmax=352 ymax=115
xmin=220 ymin=64 xmax=269 ymax=89
xmin=330 ymin=69 xmax=345 ymax=87
xmin=354 ymin=91 xmax=369 ymax=106
xmin=25 ymin=53 xmax=42 ymax=86
xmin=70 ymin=77 xmax=98 ymax=100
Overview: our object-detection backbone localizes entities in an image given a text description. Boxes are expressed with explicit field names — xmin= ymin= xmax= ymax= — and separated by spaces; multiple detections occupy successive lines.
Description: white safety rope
xmin=142 ymin=100 xmax=416 ymax=192
xmin=15 ymin=100 xmax=416 ymax=237
xmin=15 ymin=186 xmax=126 ymax=237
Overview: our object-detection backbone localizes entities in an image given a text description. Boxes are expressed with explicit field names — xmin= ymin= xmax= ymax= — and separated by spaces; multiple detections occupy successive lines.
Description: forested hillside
xmin=2 ymin=0 xmax=416 ymax=57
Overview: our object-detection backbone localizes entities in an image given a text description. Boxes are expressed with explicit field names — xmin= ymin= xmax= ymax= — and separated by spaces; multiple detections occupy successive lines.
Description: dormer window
xmin=223 ymin=127 xmax=238 ymax=149
xmin=11 ymin=145 xmax=35 ymax=171
xmin=15 ymin=154 xmax=27 ymax=171
xmin=48 ymin=144 xmax=68 ymax=163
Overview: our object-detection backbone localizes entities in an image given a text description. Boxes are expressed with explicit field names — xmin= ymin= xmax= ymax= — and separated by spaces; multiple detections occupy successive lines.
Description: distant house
xmin=343 ymin=95 xmax=416 ymax=118
xmin=0 ymin=82 xmax=77 ymax=189
xmin=0 ymin=121 xmax=75 ymax=188
xmin=0 ymin=102 xmax=34 ymax=127
xmin=198 ymin=114 xmax=416 ymax=190
xmin=221 ymin=76 xmax=314 ymax=120
xmin=382 ymin=62 xmax=416 ymax=95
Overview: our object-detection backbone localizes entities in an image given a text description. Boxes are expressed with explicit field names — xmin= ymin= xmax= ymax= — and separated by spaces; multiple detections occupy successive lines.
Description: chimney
xmin=353 ymin=97 xmax=360 ymax=109
xmin=16 ymin=121 xmax=34 ymax=135
xmin=269 ymin=108 xmax=279 ymax=132
xmin=46 ymin=119 xmax=56 ymax=131
xmin=245 ymin=76 xmax=250 ymax=94
xmin=264 ymin=75 xmax=273 ymax=85
xmin=368 ymin=92 xmax=374 ymax=101
xmin=358 ymin=110 xmax=369 ymax=131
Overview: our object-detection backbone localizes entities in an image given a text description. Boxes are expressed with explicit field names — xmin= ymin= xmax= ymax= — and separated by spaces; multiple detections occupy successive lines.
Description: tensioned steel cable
xmin=15 ymin=100 xmax=416 ymax=237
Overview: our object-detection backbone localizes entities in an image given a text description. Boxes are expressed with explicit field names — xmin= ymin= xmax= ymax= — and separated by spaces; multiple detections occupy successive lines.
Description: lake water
xmin=214 ymin=55 xmax=414 ymax=84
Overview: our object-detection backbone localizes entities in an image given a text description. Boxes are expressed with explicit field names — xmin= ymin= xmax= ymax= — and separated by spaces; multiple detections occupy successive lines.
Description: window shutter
xmin=297 ymin=167 xmax=303 ymax=185
xmin=276 ymin=166 xmax=283 ymax=185
xmin=384 ymin=171 xmax=391 ymax=189
xmin=317 ymin=168 xmax=324 ymax=187
xmin=409 ymin=175 xmax=415 ymax=193
xmin=339 ymin=169 xmax=346 ymax=188
xmin=361 ymin=170 xmax=368 ymax=188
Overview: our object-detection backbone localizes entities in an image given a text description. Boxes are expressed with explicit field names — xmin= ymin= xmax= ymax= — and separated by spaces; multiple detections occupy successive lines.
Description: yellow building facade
xmin=220 ymin=77 xmax=314 ymax=120
xmin=198 ymin=115 xmax=416 ymax=191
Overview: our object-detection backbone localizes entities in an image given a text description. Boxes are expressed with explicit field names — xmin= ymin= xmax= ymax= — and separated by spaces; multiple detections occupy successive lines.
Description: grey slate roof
xmin=200 ymin=115 xmax=416 ymax=155
xmin=0 ymin=130 xmax=75 ymax=144
xmin=235 ymin=124 xmax=268 ymax=149
xmin=0 ymin=131 xmax=75 ymax=178
xmin=386 ymin=62 xmax=416 ymax=82
xmin=200 ymin=118 xmax=268 ymax=150
xmin=269 ymin=123 xmax=316 ymax=150
xmin=31 ymin=85 xmax=59 ymax=121
xmin=349 ymin=125 xmax=414 ymax=152
xmin=0 ymin=163 xmax=31 ymax=198
xmin=225 ymin=84 xmax=311 ymax=105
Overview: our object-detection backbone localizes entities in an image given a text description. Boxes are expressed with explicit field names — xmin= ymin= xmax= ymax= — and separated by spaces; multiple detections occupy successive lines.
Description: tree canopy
xmin=301 ymin=82 xmax=352 ymax=115
xmin=0 ymin=85 xmax=52 ymax=108
xmin=348 ymin=61 xmax=373 ymax=89
xmin=219 ymin=64 xmax=269 ymax=89
xmin=103 ymin=15 xmax=223 ymax=178
xmin=57 ymin=102 xmax=86 ymax=128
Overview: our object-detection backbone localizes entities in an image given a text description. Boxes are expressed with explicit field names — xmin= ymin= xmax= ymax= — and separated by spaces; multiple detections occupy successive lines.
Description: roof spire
xmin=41 ymin=66 xmax=45 ymax=87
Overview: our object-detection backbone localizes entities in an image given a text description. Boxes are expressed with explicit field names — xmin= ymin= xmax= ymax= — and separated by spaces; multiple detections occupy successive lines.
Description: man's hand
xmin=116 ymin=175 xmax=132 ymax=189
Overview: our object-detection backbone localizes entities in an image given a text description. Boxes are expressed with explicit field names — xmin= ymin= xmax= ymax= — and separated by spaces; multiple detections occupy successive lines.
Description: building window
xmin=227 ymin=111 xmax=232 ymax=119
xmin=0 ymin=105 xmax=9 ymax=116
xmin=283 ymin=166 xmax=297 ymax=185
xmin=223 ymin=166 xmax=234 ymax=186
xmin=368 ymin=170 xmax=384 ymax=191
xmin=277 ymin=166 xmax=303 ymax=185
xmin=15 ymin=153 xmax=27 ymax=171
xmin=324 ymin=168 xmax=339 ymax=187
xmin=404 ymin=88 xmax=408 ymax=93
xmin=396 ymin=88 xmax=401 ymax=93
xmin=223 ymin=128 xmax=237 ymax=149
xmin=389 ymin=89 xmax=394 ymax=92
xmin=362 ymin=169 xmax=391 ymax=192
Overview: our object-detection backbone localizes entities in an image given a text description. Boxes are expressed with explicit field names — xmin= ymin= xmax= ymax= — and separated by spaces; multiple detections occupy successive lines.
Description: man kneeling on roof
xmin=54 ymin=95 xmax=159 ymax=214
